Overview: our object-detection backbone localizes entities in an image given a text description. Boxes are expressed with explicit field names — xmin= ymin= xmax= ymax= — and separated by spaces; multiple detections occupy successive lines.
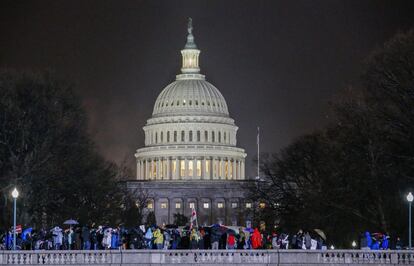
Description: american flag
xmin=190 ymin=207 xmax=197 ymax=229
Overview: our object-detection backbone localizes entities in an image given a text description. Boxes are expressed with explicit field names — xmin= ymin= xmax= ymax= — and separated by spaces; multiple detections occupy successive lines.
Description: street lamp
xmin=352 ymin=241 xmax=357 ymax=249
xmin=11 ymin=188 xmax=19 ymax=250
xmin=407 ymin=192 xmax=413 ymax=249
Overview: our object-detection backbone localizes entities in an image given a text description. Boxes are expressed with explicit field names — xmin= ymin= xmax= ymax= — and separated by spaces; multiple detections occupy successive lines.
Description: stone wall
xmin=1 ymin=250 xmax=413 ymax=266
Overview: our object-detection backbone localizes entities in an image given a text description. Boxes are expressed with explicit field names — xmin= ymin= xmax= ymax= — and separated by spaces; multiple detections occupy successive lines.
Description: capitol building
xmin=127 ymin=19 xmax=253 ymax=226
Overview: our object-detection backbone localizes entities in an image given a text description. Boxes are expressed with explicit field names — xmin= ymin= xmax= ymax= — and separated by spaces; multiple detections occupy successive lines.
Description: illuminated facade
xmin=130 ymin=19 xmax=251 ymax=225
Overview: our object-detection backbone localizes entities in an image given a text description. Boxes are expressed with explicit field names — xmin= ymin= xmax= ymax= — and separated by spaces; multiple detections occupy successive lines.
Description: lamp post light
xmin=407 ymin=192 xmax=413 ymax=249
xmin=11 ymin=188 xmax=19 ymax=250
xmin=352 ymin=241 xmax=357 ymax=249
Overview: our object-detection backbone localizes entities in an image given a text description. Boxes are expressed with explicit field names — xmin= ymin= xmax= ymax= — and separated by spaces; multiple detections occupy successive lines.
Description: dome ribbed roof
xmin=152 ymin=77 xmax=229 ymax=117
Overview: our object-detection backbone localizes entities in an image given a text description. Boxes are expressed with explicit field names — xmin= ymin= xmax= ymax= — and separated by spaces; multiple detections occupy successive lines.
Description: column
xmin=232 ymin=159 xmax=236 ymax=180
xmin=241 ymin=160 xmax=245 ymax=179
xmin=220 ymin=158 xmax=224 ymax=180
xmin=185 ymin=158 xmax=188 ymax=179
xmin=156 ymin=159 xmax=161 ymax=180
xmin=175 ymin=158 xmax=179 ymax=180
xmin=151 ymin=159 xmax=155 ymax=179
xmin=193 ymin=158 xmax=197 ymax=178
xmin=145 ymin=160 xmax=149 ymax=180
xmin=212 ymin=158 xmax=217 ymax=179
xmin=137 ymin=161 xmax=141 ymax=180
xmin=166 ymin=157 xmax=170 ymax=180
xmin=202 ymin=158 xmax=206 ymax=179
xmin=237 ymin=160 xmax=241 ymax=180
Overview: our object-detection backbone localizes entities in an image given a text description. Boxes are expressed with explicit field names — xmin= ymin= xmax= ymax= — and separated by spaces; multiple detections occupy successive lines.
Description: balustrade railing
xmin=0 ymin=249 xmax=413 ymax=265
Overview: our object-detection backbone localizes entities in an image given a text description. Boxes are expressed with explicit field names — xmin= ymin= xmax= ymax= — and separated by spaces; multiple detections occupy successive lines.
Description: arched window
xmin=189 ymin=100 xmax=192 ymax=106
xmin=174 ymin=131 xmax=177 ymax=142
xmin=155 ymin=132 xmax=158 ymax=143
xmin=197 ymin=131 xmax=201 ymax=142
xmin=181 ymin=131 xmax=185 ymax=142
xmin=212 ymin=131 xmax=215 ymax=142
xmin=167 ymin=131 xmax=170 ymax=142
xmin=205 ymin=131 xmax=208 ymax=142
xmin=218 ymin=131 xmax=221 ymax=143
xmin=189 ymin=131 xmax=193 ymax=142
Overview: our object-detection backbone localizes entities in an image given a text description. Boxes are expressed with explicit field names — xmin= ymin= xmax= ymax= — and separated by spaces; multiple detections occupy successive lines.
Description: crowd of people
xmin=0 ymin=224 xmax=323 ymax=250
xmin=0 ymin=224 xmax=402 ymax=251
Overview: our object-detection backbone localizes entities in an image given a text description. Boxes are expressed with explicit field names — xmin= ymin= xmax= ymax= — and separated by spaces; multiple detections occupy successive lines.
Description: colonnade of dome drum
xmin=136 ymin=156 xmax=245 ymax=180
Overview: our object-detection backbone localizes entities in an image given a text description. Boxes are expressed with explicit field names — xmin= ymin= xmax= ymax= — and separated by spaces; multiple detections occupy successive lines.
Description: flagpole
xmin=257 ymin=127 xmax=260 ymax=179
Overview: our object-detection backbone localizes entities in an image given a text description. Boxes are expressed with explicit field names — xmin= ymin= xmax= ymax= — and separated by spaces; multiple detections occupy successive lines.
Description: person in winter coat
xmin=365 ymin=232 xmax=372 ymax=249
xmin=81 ymin=226 xmax=90 ymax=250
xmin=251 ymin=228 xmax=262 ymax=249
xmin=171 ymin=229 xmax=180 ymax=249
xmin=144 ymin=228 xmax=153 ymax=249
xmin=227 ymin=233 xmax=236 ymax=249
xmin=51 ymin=227 xmax=63 ymax=250
xmin=381 ymin=234 xmax=389 ymax=250
xmin=153 ymin=228 xmax=164 ymax=249
xmin=304 ymin=232 xmax=312 ymax=250
xmin=102 ymin=228 xmax=112 ymax=249
xmin=163 ymin=230 xmax=171 ymax=250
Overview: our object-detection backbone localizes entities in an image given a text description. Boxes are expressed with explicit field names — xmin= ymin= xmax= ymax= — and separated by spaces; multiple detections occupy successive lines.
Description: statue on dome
xmin=188 ymin=17 xmax=193 ymax=35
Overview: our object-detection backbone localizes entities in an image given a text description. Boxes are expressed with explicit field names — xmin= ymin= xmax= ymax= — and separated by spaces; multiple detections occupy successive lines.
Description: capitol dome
xmin=153 ymin=77 xmax=229 ymax=117
xmin=135 ymin=18 xmax=246 ymax=182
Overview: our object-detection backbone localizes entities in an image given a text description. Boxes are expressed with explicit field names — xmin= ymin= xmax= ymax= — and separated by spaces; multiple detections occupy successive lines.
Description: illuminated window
xmin=246 ymin=203 xmax=252 ymax=209
xmin=217 ymin=203 xmax=224 ymax=209
xmin=196 ymin=160 xmax=201 ymax=177
xmin=161 ymin=203 xmax=167 ymax=209
xmin=259 ymin=202 xmax=266 ymax=209
xmin=231 ymin=202 xmax=238 ymax=209
xmin=180 ymin=160 xmax=185 ymax=177
xmin=189 ymin=202 xmax=195 ymax=209
xmin=203 ymin=203 xmax=209 ymax=209
xmin=183 ymin=99 xmax=186 ymax=105
xmin=147 ymin=202 xmax=154 ymax=209
xmin=175 ymin=203 xmax=181 ymax=209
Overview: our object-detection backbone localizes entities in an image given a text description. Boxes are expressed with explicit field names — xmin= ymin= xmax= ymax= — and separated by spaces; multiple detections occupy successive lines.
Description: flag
xmin=190 ymin=207 xmax=197 ymax=229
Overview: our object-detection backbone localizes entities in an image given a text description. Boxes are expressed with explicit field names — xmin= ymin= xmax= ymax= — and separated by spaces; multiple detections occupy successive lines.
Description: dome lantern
xmin=181 ymin=18 xmax=200 ymax=74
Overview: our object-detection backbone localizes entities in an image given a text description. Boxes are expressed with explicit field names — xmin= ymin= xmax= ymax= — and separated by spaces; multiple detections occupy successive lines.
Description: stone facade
xmin=131 ymin=19 xmax=250 ymax=226
xmin=127 ymin=180 xmax=255 ymax=226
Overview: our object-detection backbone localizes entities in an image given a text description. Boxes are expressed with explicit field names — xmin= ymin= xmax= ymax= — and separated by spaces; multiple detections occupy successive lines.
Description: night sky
xmin=1 ymin=0 xmax=414 ymax=176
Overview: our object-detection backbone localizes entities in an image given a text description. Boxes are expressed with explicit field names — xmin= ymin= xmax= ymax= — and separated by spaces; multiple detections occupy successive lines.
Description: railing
xmin=0 ymin=249 xmax=413 ymax=265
